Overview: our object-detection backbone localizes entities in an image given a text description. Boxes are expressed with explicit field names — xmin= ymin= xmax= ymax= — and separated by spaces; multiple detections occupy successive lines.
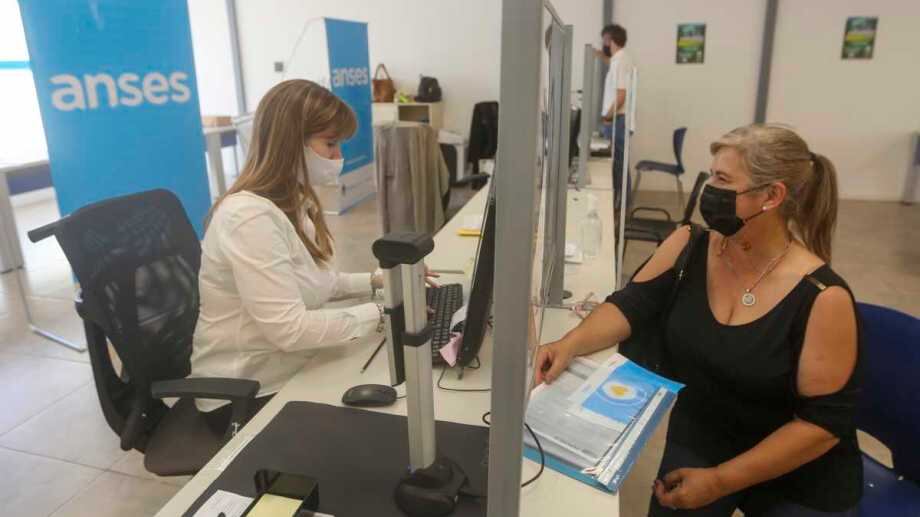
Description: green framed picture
xmin=676 ymin=23 xmax=706 ymax=64
xmin=842 ymin=17 xmax=877 ymax=60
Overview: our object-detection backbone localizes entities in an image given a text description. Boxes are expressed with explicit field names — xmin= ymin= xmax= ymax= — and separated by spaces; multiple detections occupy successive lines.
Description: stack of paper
xmin=524 ymin=354 xmax=684 ymax=493
xmin=456 ymin=214 xmax=484 ymax=236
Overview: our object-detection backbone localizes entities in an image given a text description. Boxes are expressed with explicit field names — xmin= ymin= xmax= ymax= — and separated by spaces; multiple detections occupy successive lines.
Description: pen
xmin=360 ymin=337 xmax=387 ymax=373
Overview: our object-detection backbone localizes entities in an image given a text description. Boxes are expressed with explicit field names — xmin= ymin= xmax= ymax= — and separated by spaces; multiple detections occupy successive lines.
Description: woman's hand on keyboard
xmin=424 ymin=265 xmax=441 ymax=288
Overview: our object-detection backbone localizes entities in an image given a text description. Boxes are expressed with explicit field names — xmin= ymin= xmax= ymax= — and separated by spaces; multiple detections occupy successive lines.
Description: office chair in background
xmin=616 ymin=172 xmax=708 ymax=277
xmin=28 ymin=190 xmax=260 ymax=476
xmin=624 ymin=171 xmax=708 ymax=245
xmin=855 ymin=303 xmax=920 ymax=515
xmin=634 ymin=127 xmax=688 ymax=216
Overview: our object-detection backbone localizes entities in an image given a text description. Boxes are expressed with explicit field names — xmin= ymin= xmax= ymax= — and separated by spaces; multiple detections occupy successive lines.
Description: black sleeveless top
xmin=607 ymin=232 xmax=862 ymax=511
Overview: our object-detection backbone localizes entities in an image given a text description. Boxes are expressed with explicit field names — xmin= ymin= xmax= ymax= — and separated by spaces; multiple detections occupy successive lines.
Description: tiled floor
xmin=0 ymin=174 xmax=916 ymax=516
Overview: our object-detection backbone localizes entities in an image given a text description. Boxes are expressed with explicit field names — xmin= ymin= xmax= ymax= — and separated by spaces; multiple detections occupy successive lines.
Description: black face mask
xmin=699 ymin=183 xmax=769 ymax=236
xmin=603 ymin=44 xmax=612 ymax=57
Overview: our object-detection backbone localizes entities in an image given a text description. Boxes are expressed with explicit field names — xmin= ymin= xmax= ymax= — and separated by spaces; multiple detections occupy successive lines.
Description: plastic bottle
xmin=580 ymin=194 xmax=602 ymax=259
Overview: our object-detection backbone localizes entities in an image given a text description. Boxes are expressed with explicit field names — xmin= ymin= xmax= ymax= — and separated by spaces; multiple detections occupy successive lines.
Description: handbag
xmin=416 ymin=76 xmax=442 ymax=103
xmin=372 ymin=64 xmax=396 ymax=103
xmin=618 ymin=224 xmax=705 ymax=375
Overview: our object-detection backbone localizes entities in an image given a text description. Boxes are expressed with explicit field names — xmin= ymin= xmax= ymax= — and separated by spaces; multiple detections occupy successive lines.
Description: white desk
xmin=157 ymin=164 xmax=626 ymax=517
xmin=203 ymin=125 xmax=239 ymax=198
xmin=0 ymin=160 xmax=33 ymax=272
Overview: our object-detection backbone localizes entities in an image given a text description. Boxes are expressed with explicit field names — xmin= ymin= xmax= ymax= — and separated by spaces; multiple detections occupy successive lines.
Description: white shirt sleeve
xmin=333 ymin=272 xmax=374 ymax=300
xmin=615 ymin=58 xmax=631 ymax=90
xmin=602 ymin=66 xmax=616 ymax=116
xmin=221 ymin=212 xmax=379 ymax=352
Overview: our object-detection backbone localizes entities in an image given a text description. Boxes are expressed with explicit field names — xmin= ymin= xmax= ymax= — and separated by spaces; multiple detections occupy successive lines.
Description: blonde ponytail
xmin=795 ymin=153 xmax=838 ymax=263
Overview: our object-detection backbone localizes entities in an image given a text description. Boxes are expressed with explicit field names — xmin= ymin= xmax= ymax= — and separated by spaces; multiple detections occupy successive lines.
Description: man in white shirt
xmin=597 ymin=24 xmax=634 ymax=209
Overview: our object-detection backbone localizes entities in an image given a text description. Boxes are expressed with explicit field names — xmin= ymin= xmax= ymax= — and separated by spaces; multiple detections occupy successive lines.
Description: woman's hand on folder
xmin=534 ymin=340 xmax=574 ymax=385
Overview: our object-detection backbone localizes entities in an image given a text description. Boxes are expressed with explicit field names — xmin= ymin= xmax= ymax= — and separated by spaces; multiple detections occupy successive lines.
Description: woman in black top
xmin=536 ymin=124 xmax=861 ymax=516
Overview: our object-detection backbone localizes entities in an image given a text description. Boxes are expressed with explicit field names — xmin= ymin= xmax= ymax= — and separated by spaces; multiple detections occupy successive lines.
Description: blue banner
xmin=325 ymin=19 xmax=374 ymax=176
xmin=18 ymin=0 xmax=211 ymax=235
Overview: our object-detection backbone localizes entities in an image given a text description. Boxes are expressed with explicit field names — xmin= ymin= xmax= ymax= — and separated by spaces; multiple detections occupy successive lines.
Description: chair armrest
xmin=28 ymin=217 xmax=68 ymax=243
xmin=151 ymin=377 xmax=259 ymax=401
xmin=625 ymin=227 xmax=666 ymax=244
xmin=454 ymin=173 xmax=491 ymax=187
xmin=152 ymin=378 xmax=261 ymax=439
xmin=629 ymin=207 xmax=672 ymax=221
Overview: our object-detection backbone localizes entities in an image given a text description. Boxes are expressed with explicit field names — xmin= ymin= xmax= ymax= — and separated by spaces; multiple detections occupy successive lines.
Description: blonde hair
xmin=711 ymin=124 xmax=839 ymax=263
xmin=210 ymin=80 xmax=356 ymax=264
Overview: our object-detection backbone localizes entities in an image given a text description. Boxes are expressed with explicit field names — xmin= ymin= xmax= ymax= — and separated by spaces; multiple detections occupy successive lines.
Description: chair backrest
xmin=855 ymin=302 xmax=920 ymax=483
xmin=673 ymin=127 xmax=688 ymax=173
xmin=468 ymin=102 xmax=499 ymax=174
xmin=680 ymin=171 xmax=710 ymax=224
xmin=52 ymin=190 xmax=202 ymax=445
xmin=233 ymin=113 xmax=255 ymax=158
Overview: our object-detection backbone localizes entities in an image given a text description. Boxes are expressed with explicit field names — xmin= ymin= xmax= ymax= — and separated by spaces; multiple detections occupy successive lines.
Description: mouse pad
xmin=183 ymin=401 xmax=489 ymax=517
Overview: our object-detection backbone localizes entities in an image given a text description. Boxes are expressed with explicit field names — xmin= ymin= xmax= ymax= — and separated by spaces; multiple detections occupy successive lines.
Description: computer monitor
xmin=456 ymin=181 xmax=497 ymax=367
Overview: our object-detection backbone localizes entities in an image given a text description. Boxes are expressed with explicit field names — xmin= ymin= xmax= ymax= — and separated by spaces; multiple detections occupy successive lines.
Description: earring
xmin=761 ymin=205 xmax=767 ymax=211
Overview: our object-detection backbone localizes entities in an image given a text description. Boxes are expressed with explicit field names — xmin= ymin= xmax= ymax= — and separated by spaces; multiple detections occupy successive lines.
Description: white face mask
xmin=303 ymin=146 xmax=344 ymax=186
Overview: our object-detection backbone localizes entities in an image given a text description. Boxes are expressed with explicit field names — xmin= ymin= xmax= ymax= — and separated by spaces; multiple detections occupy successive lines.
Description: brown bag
xmin=372 ymin=64 xmax=396 ymax=103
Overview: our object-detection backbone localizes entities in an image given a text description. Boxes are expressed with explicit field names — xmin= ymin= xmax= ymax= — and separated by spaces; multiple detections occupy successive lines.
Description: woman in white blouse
xmin=191 ymin=80 xmax=426 ymax=424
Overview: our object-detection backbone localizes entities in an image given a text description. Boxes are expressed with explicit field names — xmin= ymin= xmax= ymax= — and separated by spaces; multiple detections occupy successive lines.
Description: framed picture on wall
xmin=842 ymin=17 xmax=878 ymax=60
xmin=676 ymin=23 xmax=706 ymax=64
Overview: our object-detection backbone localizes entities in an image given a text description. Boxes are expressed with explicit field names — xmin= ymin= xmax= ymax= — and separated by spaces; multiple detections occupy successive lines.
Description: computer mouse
xmin=341 ymin=383 xmax=397 ymax=407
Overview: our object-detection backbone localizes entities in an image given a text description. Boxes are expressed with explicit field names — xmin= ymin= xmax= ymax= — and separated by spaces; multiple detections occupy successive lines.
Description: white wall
xmin=188 ymin=0 xmax=240 ymax=117
xmin=233 ymin=0 xmax=600 ymax=137
xmin=768 ymin=0 xmax=920 ymax=201
xmin=553 ymin=0 xmax=603 ymax=92
xmin=234 ymin=0 xmax=502 ymax=136
xmin=613 ymin=0 xmax=766 ymax=193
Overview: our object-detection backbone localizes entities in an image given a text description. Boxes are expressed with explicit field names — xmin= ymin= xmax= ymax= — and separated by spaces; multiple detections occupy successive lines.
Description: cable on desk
xmin=480 ymin=411 xmax=545 ymax=488
xmin=437 ymin=364 xmax=490 ymax=392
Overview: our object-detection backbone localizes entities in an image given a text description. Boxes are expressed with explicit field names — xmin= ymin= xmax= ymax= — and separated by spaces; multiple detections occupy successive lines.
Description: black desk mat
xmin=183 ymin=401 xmax=489 ymax=517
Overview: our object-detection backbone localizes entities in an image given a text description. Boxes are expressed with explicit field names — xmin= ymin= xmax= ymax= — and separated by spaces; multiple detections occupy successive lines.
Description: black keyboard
xmin=426 ymin=283 xmax=464 ymax=362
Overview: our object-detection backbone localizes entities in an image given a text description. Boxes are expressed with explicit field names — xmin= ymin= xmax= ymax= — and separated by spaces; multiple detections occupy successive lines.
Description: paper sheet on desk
xmin=192 ymin=489 xmax=253 ymax=517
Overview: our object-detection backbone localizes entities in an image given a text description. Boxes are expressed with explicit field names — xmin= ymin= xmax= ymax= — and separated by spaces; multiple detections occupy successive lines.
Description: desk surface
xmin=157 ymin=161 xmax=623 ymax=517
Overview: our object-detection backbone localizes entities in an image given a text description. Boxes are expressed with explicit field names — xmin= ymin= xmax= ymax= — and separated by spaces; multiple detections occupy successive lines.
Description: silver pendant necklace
xmin=722 ymin=239 xmax=792 ymax=307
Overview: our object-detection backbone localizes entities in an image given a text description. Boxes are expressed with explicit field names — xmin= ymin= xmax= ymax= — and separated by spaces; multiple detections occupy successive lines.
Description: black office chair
xmin=623 ymin=171 xmax=709 ymax=247
xmin=28 ymin=189 xmax=260 ymax=476
xmin=634 ymin=127 xmax=688 ymax=215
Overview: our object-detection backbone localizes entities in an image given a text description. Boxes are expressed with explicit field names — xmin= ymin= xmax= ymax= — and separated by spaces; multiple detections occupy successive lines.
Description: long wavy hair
xmin=209 ymin=80 xmax=356 ymax=264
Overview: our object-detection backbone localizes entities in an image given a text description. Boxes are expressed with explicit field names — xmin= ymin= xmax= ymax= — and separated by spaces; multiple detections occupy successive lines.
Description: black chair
xmin=634 ymin=127 xmax=688 ymax=215
xmin=467 ymin=101 xmax=499 ymax=182
xmin=623 ymin=171 xmax=709 ymax=247
xmin=28 ymin=189 xmax=260 ymax=476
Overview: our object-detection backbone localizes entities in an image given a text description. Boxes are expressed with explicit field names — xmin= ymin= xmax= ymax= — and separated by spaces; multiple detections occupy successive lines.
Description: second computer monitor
xmin=456 ymin=182 xmax=496 ymax=367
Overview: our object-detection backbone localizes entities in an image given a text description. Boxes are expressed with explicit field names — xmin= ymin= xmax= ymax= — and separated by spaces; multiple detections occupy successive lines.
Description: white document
xmin=461 ymin=214 xmax=483 ymax=232
xmin=192 ymin=490 xmax=253 ymax=517
xmin=524 ymin=358 xmax=623 ymax=468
